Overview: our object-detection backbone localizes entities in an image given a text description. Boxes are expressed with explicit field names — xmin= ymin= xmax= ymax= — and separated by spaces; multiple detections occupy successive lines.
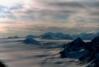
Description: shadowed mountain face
xmin=41 ymin=32 xmax=73 ymax=40
xmin=0 ymin=62 xmax=6 ymax=67
xmin=92 ymin=36 xmax=99 ymax=44
xmin=87 ymin=55 xmax=99 ymax=67
xmin=60 ymin=38 xmax=88 ymax=59
xmin=68 ymin=38 xmax=85 ymax=50
xmin=87 ymin=36 xmax=99 ymax=67
xmin=60 ymin=36 xmax=99 ymax=67
xmin=40 ymin=32 xmax=99 ymax=40
xmin=23 ymin=35 xmax=40 ymax=45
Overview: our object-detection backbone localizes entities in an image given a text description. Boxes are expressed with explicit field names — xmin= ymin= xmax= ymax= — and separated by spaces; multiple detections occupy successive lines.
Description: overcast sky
xmin=0 ymin=0 xmax=99 ymax=36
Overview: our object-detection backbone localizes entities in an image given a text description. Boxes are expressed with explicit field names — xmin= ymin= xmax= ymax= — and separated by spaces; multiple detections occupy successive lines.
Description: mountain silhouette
xmin=23 ymin=35 xmax=40 ymax=45
xmin=86 ymin=36 xmax=99 ymax=67
xmin=92 ymin=36 xmax=99 ymax=44
xmin=60 ymin=36 xmax=99 ymax=67
xmin=68 ymin=37 xmax=85 ymax=50
xmin=0 ymin=61 xmax=6 ymax=67
xmin=41 ymin=32 xmax=72 ymax=40
xmin=60 ymin=38 xmax=88 ymax=59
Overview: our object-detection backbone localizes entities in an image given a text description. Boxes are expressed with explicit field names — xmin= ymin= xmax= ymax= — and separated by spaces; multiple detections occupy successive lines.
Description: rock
xmin=87 ymin=54 xmax=99 ymax=67
xmin=23 ymin=35 xmax=40 ymax=45
xmin=60 ymin=36 xmax=99 ymax=66
xmin=91 ymin=36 xmax=99 ymax=48
xmin=92 ymin=36 xmax=99 ymax=43
xmin=0 ymin=61 xmax=6 ymax=67
xmin=60 ymin=38 xmax=87 ymax=59
xmin=86 ymin=36 xmax=99 ymax=67
xmin=67 ymin=38 xmax=85 ymax=50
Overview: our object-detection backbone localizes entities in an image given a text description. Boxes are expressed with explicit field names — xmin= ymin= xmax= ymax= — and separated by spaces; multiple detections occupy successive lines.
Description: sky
xmin=0 ymin=0 xmax=99 ymax=36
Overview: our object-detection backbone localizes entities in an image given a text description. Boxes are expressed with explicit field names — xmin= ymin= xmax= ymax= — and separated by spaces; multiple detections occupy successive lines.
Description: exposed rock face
xmin=60 ymin=38 xmax=88 ymax=59
xmin=67 ymin=38 xmax=85 ymax=50
xmin=87 ymin=54 xmax=99 ymax=67
xmin=86 ymin=36 xmax=99 ymax=67
xmin=60 ymin=36 xmax=99 ymax=65
xmin=91 ymin=36 xmax=99 ymax=49
xmin=23 ymin=35 xmax=40 ymax=45
xmin=92 ymin=36 xmax=99 ymax=43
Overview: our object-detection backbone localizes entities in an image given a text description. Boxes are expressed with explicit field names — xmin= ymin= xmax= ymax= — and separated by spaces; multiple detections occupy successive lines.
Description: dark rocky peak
xmin=90 ymin=36 xmax=99 ymax=50
xmin=73 ymin=37 xmax=85 ymax=44
xmin=92 ymin=36 xmax=99 ymax=43
xmin=0 ymin=61 xmax=6 ymax=67
xmin=68 ymin=37 xmax=85 ymax=50
xmin=60 ymin=37 xmax=87 ymax=58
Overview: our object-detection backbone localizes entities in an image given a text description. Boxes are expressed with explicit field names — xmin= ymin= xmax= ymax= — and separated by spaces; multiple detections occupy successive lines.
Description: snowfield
xmin=0 ymin=38 xmax=88 ymax=67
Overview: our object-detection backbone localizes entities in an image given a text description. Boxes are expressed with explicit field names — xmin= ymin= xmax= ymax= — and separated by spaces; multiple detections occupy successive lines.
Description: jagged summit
xmin=74 ymin=37 xmax=83 ymax=41
xmin=60 ymin=37 xmax=87 ymax=59
xmin=68 ymin=37 xmax=85 ymax=50
xmin=71 ymin=37 xmax=85 ymax=45
xmin=60 ymin=36 xmax=99 ymax=67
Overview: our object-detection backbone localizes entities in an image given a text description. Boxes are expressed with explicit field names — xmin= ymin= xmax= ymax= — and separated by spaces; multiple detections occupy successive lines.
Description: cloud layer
xmin=0 ymin=0 xmax=99 ymax=36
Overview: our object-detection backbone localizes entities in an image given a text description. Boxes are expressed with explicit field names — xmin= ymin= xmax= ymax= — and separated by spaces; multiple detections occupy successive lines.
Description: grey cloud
xmin=88 ymin=11 xmax=99 ymax=17
xmin=9 ymin=3 xmax=23 ymax=10
xmin=84 ymin=2 xmax=99 ymax=8
xmin=0 ymin=0 xmax=99 ymax=34
xmin=18 ymin=1 xmax=99 ymax=22
xmin=46 ymin=2 xmax=85 ymax=8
